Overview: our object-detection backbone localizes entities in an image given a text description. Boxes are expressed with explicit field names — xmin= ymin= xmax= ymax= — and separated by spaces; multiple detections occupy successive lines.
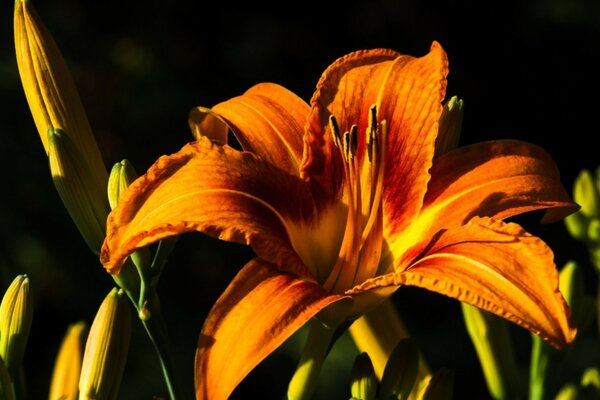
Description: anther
xmin=367 ymin=105 xmax=379 ymax=162
xmin=329 ymin=115 xmax=342 ymax=148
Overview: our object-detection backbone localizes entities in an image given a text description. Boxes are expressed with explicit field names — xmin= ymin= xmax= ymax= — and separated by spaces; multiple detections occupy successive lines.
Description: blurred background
xmin=1 ymin=0 xmax=599 ymax=398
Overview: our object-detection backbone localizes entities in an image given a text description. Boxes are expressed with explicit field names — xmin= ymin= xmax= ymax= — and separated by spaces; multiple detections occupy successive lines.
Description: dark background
xmin=1 ymin=0 xmax=599 ymax=398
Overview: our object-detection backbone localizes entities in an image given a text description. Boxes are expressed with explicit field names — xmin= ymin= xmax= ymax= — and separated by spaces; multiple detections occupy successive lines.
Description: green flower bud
xmin=79 ymin=288 xmax=130 ymax=400
xmin=379 ymin=338 xmax=419 ymax=400
xmin=461 ymin=302 xmax=521 ymax=399
xmin=589 ymin=219 xmax=600 ymax=242
xmin=349 ymin=353 xmax=377 ymax=400
xmin=422 ymin=368 xmax=454 ymax=400
xmin=107 ymin=160 xmax=151 ymax=272
xmin=48 ymin=129 xmax=110 ymax=255
xmin=49 ymin=321 xmax=88 ymax=400
xmin=574 ymin=169 xmax=600 ymax=218
xmin=564 ymin=211 xmax=589 ymax=242
xmin=580 ymin=367 xmax=600 ymax=400
xmin=435 ymin=96 xmax=464 ymax=158
xmin=107 ymin=160 xmax=138 ymax=210
xmin=0 ymin=275 xmax=33 ymax=378
xmin=559 ymin=261 xmax=585 ymax=326
xmin=554 ymin=383 xmax=578 ymax=400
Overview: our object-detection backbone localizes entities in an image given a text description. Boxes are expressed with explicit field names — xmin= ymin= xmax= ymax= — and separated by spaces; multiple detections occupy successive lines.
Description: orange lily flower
xmin=100 ymin=42 xmax=578 ymax=399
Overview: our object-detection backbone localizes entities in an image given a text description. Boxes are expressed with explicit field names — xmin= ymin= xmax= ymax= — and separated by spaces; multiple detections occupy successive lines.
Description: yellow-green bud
xmin=564 ymin=211 xmax=589 ymax=242
xmin=0 ymin=275 xmax=33 ymax=378
xmin=574 ymin=169 xmax=600 ymax=218
xmin=554 ymin=383 xmax=578 ymax=400
xmin=461 ymin=302 xmax=521 ymax=399
xmin=49 ymin=321 xmax=88 ymax=400
xmin=14 ymin=0 xmax=108 ymax=192
xmin=559 ymin=261 xmax=584 ymax=325
xmin=379 ymin=338 xmax=419 ymax=400
xmin=434 ymin=96 xmax=464 ymax=158
xmin=48 ymin=129 xmax=110 ymax=255
xmin=589 ymin=219 xmax=600 ymax=242
xmin=79 ymin=288 xmax=131 ymax=400
xmin=107 ymin=160 xmax=138 ymax=210
xmin=107 ymin=160 xmax=151 ymax=273
xmin=580 ymin=367 xmax=600 ymax=399
xmin=421 ymin=368 xmax=454 ymax=400
xmin=349 ymin=353 xmax=377 ymax=400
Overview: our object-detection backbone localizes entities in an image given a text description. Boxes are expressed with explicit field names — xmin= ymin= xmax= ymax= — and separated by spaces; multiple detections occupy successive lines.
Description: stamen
xmin=366 ymin=105 xmax=378 ymax=162
xmin=350 ymin=124 xmax=358 ymax=158
xmin=343 ymin=131 xmax=351 ymax=162
xmin=329 ymin=115 xmax=342 ymax=148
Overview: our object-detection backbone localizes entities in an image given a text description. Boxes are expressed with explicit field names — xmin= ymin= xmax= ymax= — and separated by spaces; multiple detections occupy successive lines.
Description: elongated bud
xmin=422 ymin=368 xmax=454 ymax=400
xmin=0 ymin=275 xmax=33 ymax=378
xmin=573 ymin=169 xmax=600 ymax=217
xmin=79 ymin=288 xmax=130 ymax=400
xmin=580 ymin=367 xmax=600 ymax=399
xmin=554 ymin=383 xmax=578 ymax=400
xmin=107 ymin=160 xmax=138 ymax=210
xmin=48 ymin=129 xmax=110 ymax=254
xmin=14 ymin=0 xmax=108 ymax=190
xmin=49 ymin=322 xmax=88 ymax=400
xmin=108 ymin=160 xmax=151 ymax=268
xmin=461 ymin=302 xmax=522 ymax=399
xmin=434 ymin=96 xmax=464 ymax=158
xmin=558 ymin=261 xmax=592 ymax=329
xmin=349 ymin=353 xmax=377 ymax=400
xmin=379 ymin=338 xmax=419 ymax=400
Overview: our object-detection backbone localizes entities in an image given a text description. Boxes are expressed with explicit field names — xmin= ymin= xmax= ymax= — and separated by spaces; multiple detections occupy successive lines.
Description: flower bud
xmin=379 ymin=338 xmax=419 ymax=400
xmin=14 ymin=0 xmax=108 ymax=191
xmin=0 ymin=275 xmax=33 ymax=378
xmin=554 ymin=383 xmax=578 ymax=400
xmin=49 ymin=321 xmax=88 ymax=400
xmin=48 ymin=129 xmax=110 ymax=254
xmin=580 ymin=367 xmax=600 ymax=399
xmin=573 ymin=169 xmax=600 ymax=217
xmin=461 ymin=302 xmax=521 ymax=399
xmin=422 ymin=368 xmax=454 ymax=400
xmin=79 ymin=288 xmax=130 ymax=400
xmin=435 ymin=96 xmax=464 ymax=158
xmin=349 ymin=352 xmax=377 ymax=400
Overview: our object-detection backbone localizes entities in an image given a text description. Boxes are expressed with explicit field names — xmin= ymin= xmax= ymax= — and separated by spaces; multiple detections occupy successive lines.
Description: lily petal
xmin=423 ymin=139 xmax=578 ymax=227
xmin=195 ymin=258 xmax=345 ymax=400
xmin=380 ymin=42 xmax=449 ymax=236
xmin=302 ymin=48 xmax=399 ymax=196
xmin=189 ymin=83 xmax=308 ymax=176
xmin=352 ymin=217 xmax=576 ymax=348
xmin=101 ymin=137 xmax=317 ymax=276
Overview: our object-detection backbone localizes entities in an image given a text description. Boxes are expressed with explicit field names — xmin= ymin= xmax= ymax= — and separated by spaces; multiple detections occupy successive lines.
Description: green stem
xmin=140 ymin=305 xmax=183 ymax=400
xmin=287 ymin=320 xmax=337 ymax=400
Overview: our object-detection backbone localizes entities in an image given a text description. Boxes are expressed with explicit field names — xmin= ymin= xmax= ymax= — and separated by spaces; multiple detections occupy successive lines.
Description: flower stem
xmin=140 ymin=308 xmax=183 ymax=400
xmin=287 ymin=320 xmax=336 ymax=400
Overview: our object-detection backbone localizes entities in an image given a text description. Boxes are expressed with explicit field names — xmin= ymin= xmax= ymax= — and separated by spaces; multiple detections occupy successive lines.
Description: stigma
xmin=323 ymin=105 xmax=387 ymax=293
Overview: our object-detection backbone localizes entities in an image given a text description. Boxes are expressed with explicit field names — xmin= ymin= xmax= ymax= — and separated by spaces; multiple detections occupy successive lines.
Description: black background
xmin=1 ymin=0 xmax=599 ymax=398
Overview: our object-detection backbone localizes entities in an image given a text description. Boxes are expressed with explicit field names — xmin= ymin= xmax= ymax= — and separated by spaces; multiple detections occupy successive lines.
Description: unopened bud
xmin=0 ymin=275 xmax=33 ymax=378
xmin=555 ymin=383 xmax=578 ymax=400
xmin=435 ymin=96 xmax=463 ymax=158
xmin=350 ymin=352 xmax=377 ymax=400
xmin=422 ymin=368 xmax=454 ymax=400
xmin=580 ymin=367 xmax=600 ymax=399
xmin=14 ymin=0 xmax=108 ymax=192
xmin=379 ymin=338 xmax=419 ymax=400
xmin=79 ymin=288 xmax=130 ymax=400
xmin=573 ymin=169 xmax=600 ymax=217
xmin=49 ymin=321 xmax=88 ymax=400
xmin=48 ymin=129 xmax=109 ymax=254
